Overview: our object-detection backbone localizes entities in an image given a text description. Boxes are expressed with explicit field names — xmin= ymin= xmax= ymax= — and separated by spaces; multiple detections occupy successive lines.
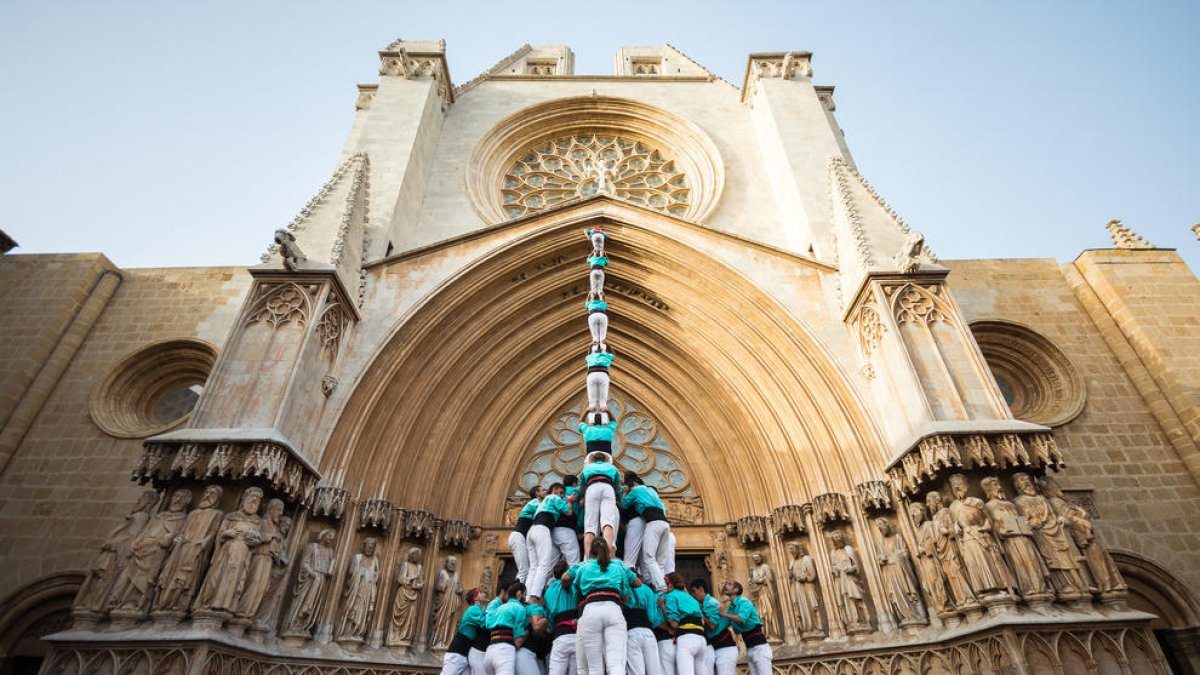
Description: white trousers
xmin=590 ymin=232 xmax=606 ymax=253
xmin=508 ymin=530 xmax=531 ymax=583
xmin=588 ymin=312 xmax=608 ymax=345
xmin=702 ymin=645 xmax=715 ymax=675
xmin=664 ymin=532 xmax=676 ymax=575
xmin=584 ymin=483 xmax=619 ymax=537
xmin=625 ymin=627 xmax=661 ymax=675
xmin=443 ymin=652 xmax=471 ymax=675
xmin=577 ymin=601 xmax=627 ymax=675
xmin=590 ymin=268 xmax=605 ymax=296
xmin=486 ymin=643 xmax=516 ymax=675
xmin=553 ymin=527 xmax=581 ymax=565
xmin=517 ymin=647 xmax=541 ymax=675
xmin=587 ymin=371 xmax=610 ymax=411
xmin=640 ymin=521 xmax=672 ymax=591
xmin=549 ymin=633 xmax=578 ymax=675
xmin=657 ymin=639 xmax=675 ymax=675
xmin=623 ymin=518 xmax=644 ymax=573
xmin=527 ymin=524 xmax=556 ymax=598
xmin=470 ymin=648 xmax=488 ymax=675
xmin=713 ymin=646 xmax=737 ymax=675
xmin=745 ymin=644 xmax=773 ymax=675
xmin=673 ymin=634 xmax=706 ymax=675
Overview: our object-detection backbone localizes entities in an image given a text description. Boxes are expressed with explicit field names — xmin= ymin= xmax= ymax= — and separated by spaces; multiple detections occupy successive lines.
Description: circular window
xmin=970 ymin=320 xmax=1086 ymax=427
xmin=90 ymin=339 xmax=217 ymax=438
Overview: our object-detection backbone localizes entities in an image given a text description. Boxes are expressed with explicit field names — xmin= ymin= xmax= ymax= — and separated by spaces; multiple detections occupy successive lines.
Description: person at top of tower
xmin=564 ymin=539 xmax=640 ymax=675
xmin=621 ymin=474 xmax=672 ymax=592
xmin=578 ymin=451 xmax=621 ymax=556
xmin=509 ymin=487 xmax=546 ymax=586
xmin=586 ymin=300 xmax=608 ymax=349
xmin=587 ymin=227 xmax=607 ymax=257
xmin=661 ymin=572 xmax=706 ymax=675
xmin=586 ymin=346 xmax=614 ymax=414
xmin=719 ymin=581 xmax=772 ymax=675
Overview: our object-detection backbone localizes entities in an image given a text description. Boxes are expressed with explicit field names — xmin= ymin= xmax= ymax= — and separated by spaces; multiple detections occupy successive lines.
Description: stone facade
xmin=1 ymin=40 xmax=1198 ymax=674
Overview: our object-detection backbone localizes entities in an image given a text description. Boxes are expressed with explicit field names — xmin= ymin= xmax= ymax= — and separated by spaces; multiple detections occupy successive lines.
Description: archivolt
xmin=323 ymin=206 xmax=882 ymax=524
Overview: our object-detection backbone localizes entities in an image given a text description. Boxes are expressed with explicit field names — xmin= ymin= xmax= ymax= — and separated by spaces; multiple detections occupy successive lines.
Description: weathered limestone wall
xmin=947 ymin=256 xmax=1200 ymax=591
xmin=0 ymin=258 xmax=250 ymax=601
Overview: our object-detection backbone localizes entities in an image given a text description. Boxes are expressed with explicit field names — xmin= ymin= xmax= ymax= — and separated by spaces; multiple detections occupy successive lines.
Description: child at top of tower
xmin=587 ymin=226 xmax=607 ymax=257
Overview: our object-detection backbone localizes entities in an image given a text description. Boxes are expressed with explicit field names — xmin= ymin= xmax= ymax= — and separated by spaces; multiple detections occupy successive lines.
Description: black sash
xmin=587 ymin=365 xmax=609 ymax=373
xmin=552 ymin=608 xmax=579 ymax=638
xmin=583 ymin=588 xmax=621 ymax=605
xmin=743 ymin=626 xmax=768 ymax=648
xmin=585 ymin=440 xmax=612 ymax=453
xmin=642 ymin=507 xmax=667 ymax=523
xmin=448 ymin=631 xmax=473 ymax=656
xmin=676 ymin=614 xmax=705 ymax=636
xmin=471 ymin=629 xmax=490 ymax=652
xmin=623 ymin=605 xmax=653 ymax=630
xmin=711 ymin=627 xmax=736 ymax=649
xmin=533 ymin=512 xmax=556 ymax=528
xmin=653 ymin=626 xmax=674 ymax=642
xmin=514 ymin=517 xmax=533 ymax=536
xmin=586 ymin=474 xmax=614 ymax=488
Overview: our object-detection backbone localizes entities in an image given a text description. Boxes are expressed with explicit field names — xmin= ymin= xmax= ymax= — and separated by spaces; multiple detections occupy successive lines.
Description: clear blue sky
xmin=1 ymin=1 xmax=1197 ymax=272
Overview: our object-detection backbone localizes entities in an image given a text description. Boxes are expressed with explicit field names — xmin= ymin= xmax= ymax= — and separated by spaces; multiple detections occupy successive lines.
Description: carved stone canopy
xmin=736 ymin=515 xmax=770 ymax=544
xmin=811 ymin=492 xmax=851 ymax=526
xmin=771 ymin=504 xmax=807 ymax=535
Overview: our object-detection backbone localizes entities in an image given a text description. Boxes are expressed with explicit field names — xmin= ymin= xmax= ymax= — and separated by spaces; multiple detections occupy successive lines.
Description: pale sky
xmin=1 ymin=1 xmax=1197 ymax=273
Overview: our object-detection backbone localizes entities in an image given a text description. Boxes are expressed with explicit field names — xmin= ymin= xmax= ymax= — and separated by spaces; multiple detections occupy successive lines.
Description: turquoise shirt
xmin=726 ymin=596 xmax=762 ymax=633
xmin=484 ymin=596 xmax=503 ymax=627
xmin=585 ymin=300 xmax=608 ymax=313
xmin=579 ymin=460 xmax=620 ymax=484
xmin=620 ymin=485 xmax=665 ymax=516
xmin=588 ymin=255 xmax=609 ymax=268
xmin=577 ymin=421 xmax=618 ymax=443
xmin=566 ymin=486 xmax=584 ymax=529
xmin=457 ymin=603 xmax=486 ymax=640
xmin=585 ymin=352 xmax=615 ymax=369
xmin=487 ymin=598 xmax=528 ymax=638
xmin=526 ymin=602 xmax=546 ymax=627
xmin=567 ymin=558 xmax=637 ymax=596
xmin=663 ymin=589 xmax=702 ymax=623
xmin=701 ymin=594 xmax=730 ymax=638
xmin=543 ymin=579 xmax=580 ymax=623
xmin=517 ymin=499 xmax=541 ymax=521
xmin=626 ymin=583 xmax=665 ymax=628
xmin=535 ymin=494 xmax=571 ymax=519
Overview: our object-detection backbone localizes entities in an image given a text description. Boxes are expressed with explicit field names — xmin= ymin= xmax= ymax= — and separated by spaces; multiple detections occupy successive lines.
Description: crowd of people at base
xmin=441 ymin=450 xmax=774 ymax=675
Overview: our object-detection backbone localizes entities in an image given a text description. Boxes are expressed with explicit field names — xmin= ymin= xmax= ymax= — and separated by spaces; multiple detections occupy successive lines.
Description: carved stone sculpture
xmin=874 ymin=518 xmax=926 ymax=626
xmin=908 ymin=502 xmax=953 ymax=617
xmin=252 ymin=514 xmax=293 ymax=634
xmin=109 ymin=489 xmax=193 ymax=616
xmin=786 ymin=542 xmax=824 ymax=638
xmin=947 ymin=474 xmax=1014 ymax=600
xmin=1040 ymin=476 xmax=1126 ymax=596
xmin=1011 ymin=473 xmax=1087 ymax=600
xmin=194 ymin=487 xmax=265 ymax=616
xmin=73 ymin=490 xmax=159 ymax=616
xmin=827 ymin=529 xmax=870 ymax=632
xmin=274 ymin=229 xmax=305 ymax=270
xmin=925 ymin=491 xmax=979 ymax=611
xmin=980 ymin=476 xmax=1053 ymax=604
xmin=747 ymin=551 xmax=781 ymax=640
xmin=282 ymin=528 xmax=337 ymax=639
xmin=235 ymin=498 xmax=286 ymax=623
xmin=152 ymin=485 xmax=224 ymax=615
xmin=431 ymin=555 xmax=464 ymax=649
xmin=337 ymin=537 xmax=381 ymax=643
xmin=387 ymin=546 xmax=425 ymax=647
xmin=893 ymin=231 xmax=928 ymax=273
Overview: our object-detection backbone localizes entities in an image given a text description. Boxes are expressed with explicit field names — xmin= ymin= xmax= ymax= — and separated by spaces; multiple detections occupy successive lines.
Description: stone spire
xmin=1105 ymin=219 xmax=1154 ymax=249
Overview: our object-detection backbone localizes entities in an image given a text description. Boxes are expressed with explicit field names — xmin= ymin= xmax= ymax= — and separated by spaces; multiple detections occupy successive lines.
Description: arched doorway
xmin=0 ymin=573 xmax=82 ymax=675
xmin=1113 ymin=550 xmax=1200 ymax=674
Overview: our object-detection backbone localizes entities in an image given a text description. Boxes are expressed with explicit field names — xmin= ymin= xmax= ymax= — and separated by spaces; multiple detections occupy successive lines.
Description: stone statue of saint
xmin=153 ymin=485 xmax=225 ymax=614
xmin=827 ymin=529 xmax=869 ymax=631
xmin=252 ymin=514 xmax=293 ymax=634
xmin=431 ymin=555 xmax=464 ymax=649
xmin=786 ymin=541 xmax=823 ymax=637
xmin=980 ymin=476 xmax=1052 ymax=603
xmin=874 ymin=518 xmax=925 ymax=626
xmin=907 ymin=502 xmax=953 ymax=616
xmin=74 ymin=489 xmax=159 ymax=614
xmin=947 ymin=474 xmax=1014 ymax=599
xmin=1040 ymin=476 xmax=1126 ymax=595
xmin=747 ymin=551 xmax=781 ymax=639
xmin=282 ymin=528 xmax=337 ymax=637
xmin=387 ymin=546 xmax=425 ymax=647
xmin=109 ymin=488 xmax=193 ymax=614
xmin=1011 ymin=473 xmax=1086 ymax=600
xmin=194 ymin=487 xmax=265 ymax=615
xmin=236 ymin=498 xmax=286 ymax=621
xmin=337 ymin=537 xmax=381 ymax=641
xmin=925 ymin=491 xmax=978 ymax=610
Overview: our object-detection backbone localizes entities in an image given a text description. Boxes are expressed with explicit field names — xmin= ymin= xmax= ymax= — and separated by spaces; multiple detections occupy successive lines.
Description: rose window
xmin=501 ymin=134 xmax=690 ymax=219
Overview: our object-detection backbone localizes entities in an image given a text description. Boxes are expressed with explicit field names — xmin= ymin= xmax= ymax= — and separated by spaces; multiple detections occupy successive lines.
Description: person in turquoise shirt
xmin=563 ymin=475 xmax=585 ymax=535
xmin=444 ymin=586 xmax=489 ymax=675
xmin=509 ymin=486 xmax=546 ymax=587
xmin=566 ymin=540 xmax=639 ymax=675
xmin=518 ymin=601 xmax=548 ymax=675
xmin=577 ymin=413 xmax=618 ymax=454
xmin=485 ymin=583 xmax=528 ymax=675
xmin=620 ymin=476 xmax=672 ymax=591
xmin=586 ymin=226 xmax=607 ymax=257
xmin=543 ymin=560 xmax=580 ymax=675
xmin=719 ymin=580 xmax=772 ymax=675
xmin=527 ymin=483 xmax=574 ymax=600
xmin=624 ymin=582 xmax=665 ymax=675
xmin=578 ymin=451 xmax=621 ymax=555
xmin=586 ymin=298 xmax=608 ymax=349
xmin=661 ymin=572 xmax=705 ymax=675
xmin=689 ymin=579 xmax=735 ymax=675
xmin=588 ymin=257 xmax=607 ymax=302
xmin=586 ymin=347 xmax=614 ymax=414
